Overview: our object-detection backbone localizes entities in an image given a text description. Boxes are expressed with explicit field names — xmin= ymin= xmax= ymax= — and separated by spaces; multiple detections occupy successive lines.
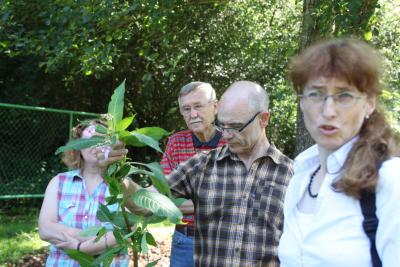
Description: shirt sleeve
xmin=161 ymin=136 xmax=177 ymax=176
xmin=166 ymin=153 xmax=206 ymax=201
xmin=376 ymin=157 xmax=400 ymax=266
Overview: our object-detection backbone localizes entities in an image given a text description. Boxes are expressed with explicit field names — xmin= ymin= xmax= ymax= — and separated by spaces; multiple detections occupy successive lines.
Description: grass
xmin=0 ymin=208 xmax=48 ymax=266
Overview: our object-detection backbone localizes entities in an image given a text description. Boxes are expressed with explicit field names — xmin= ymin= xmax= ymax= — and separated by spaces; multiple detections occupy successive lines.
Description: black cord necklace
xmin=307 ymin=165 xmax=321 ymax=198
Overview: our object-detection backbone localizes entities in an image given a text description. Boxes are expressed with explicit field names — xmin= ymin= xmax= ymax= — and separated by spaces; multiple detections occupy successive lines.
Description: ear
xmin=213 ymin=100 xmax=218 ymax=115
xmin=259 ymin=111 xmax=270 ymax=127
xmin=366 ymin=96 xmax=376 ymax=117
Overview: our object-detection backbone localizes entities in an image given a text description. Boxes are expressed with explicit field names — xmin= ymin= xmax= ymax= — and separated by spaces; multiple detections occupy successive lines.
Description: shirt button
xmin=84 ymin=215 xmax=88 ymax=219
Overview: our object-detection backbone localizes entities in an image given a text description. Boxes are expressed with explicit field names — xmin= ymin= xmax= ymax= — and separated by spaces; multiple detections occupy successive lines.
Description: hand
xmin=97 ymin=142 xmax=128 ymax=167
xmin=55 ymin=232 xmax=80 ymax=250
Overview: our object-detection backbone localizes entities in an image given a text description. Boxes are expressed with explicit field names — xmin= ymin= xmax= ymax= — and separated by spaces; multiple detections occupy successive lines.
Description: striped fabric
xmin=161 ymin=130 xmax=226 ymax=175
xmin=168 ymin=145 xmax=293 ymax=267
xmin=45 ymin=170 xmax=128 ymax=267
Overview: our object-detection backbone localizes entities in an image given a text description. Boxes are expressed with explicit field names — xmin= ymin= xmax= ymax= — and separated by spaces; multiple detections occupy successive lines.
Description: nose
xmin=190 ymin=108 xmax=199 ymax=118
xmin=321 ymin=96 xmax=337 ymax=118
xmin=221 ymin=129 xmax=234 ymax=140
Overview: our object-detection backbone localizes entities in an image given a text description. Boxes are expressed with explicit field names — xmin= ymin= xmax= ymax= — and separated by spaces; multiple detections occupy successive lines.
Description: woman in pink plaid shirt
xmin=39 ymin=119 xmax=128 ymax=266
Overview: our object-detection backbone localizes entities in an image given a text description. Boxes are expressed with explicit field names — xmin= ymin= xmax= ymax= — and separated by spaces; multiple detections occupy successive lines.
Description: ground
xmin=8 ymin=227 xmax=173 ymax=267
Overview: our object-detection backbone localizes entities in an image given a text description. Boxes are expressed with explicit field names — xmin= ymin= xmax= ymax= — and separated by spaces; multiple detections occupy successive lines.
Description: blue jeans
xmin=170 ymin=230 xmax=194 ymax=267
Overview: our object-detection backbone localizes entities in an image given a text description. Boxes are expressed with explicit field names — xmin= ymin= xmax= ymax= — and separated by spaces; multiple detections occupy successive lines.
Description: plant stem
xmin=121 ymin=202 xmax=139 ymax=267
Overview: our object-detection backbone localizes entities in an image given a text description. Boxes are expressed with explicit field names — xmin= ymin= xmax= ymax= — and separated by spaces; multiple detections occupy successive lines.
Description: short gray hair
xmin=178 ymin=82 xmax=216 ymax=106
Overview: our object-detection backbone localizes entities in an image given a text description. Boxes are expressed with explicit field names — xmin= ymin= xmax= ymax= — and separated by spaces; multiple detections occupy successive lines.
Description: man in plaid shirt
xmin=167 ymin=81 xmax=293 ymax=266
xmin=161 ymin=82 xmax=226 ymax=267
xmin=121 ymin=81 xmax=293 ymax=266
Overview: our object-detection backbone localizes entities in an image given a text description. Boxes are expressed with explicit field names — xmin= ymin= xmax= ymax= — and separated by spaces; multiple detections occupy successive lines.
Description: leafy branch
xmin=56 ymin=80 xmax=182 ymax=267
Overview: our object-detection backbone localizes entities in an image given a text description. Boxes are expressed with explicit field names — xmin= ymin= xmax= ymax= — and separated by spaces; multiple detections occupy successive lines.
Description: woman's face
xmin=300 ymin=77 xmax=376 ymax=152
xmin=80 ymin=125 xmax=101 ymax=164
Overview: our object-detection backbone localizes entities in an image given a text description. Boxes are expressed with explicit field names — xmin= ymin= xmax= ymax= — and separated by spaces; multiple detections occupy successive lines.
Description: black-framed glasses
xmin=214 ymin=112 xmax=261 ymax=134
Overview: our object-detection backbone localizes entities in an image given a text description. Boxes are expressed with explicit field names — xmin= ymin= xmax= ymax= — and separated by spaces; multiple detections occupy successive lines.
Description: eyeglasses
xmin=214 ymin=112 xmax=261 ymax=134
xmin=180 ymin=102 xmax=213 ymax=116
xmin=298 ymin=90 xmax=365 ymax=108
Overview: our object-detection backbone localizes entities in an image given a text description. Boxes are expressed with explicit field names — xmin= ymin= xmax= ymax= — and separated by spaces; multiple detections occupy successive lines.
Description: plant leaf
xmin=95 ymin=124 xmax=108 ymax=134
xmin=145 ymin=259 xmax=160 ymax=267
xmin=115 ymin=115 xmax=136 ymax=132
xmin=55 ymin=136 xmax=106 ymax=154
xmin=143 ymin=214 xmax=167 ymax=225
xmin=65 ymin=250 xmax=95 ymax=267
xmin=108 ymin=80 xmax=125 ymax=129
xmin=141 ymin=232 xmax=148 ymax=254
xmin=111 ymin=211 xmax=142 ymax=229
xmin=91 ymin=247 xmax=123 ymax=266
xmin=171 ymin=197 xmax=187 ymax=207
xmin=80 ymin=225 xmax=103 ymax=237
xmin=131 ymin=189 xmax=182 ymax=224
xmin=134 ymin=127 xmax=169 ymax=141
xmin=146 ymin=232 xmax=157 ymax=246
xmin=144 ymin=162 xmax=171 ymax=196
xmin=97 ymin=204 xmax=114 ymax=223
xmin=121 ymin=131 xmax=162 ymax=152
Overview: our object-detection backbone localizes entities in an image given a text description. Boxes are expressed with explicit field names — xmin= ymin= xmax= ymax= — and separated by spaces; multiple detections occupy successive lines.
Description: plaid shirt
xmin=168 ymin=144 xmax=293 ymax=267
xmin=46 ymin=170 xmax=128 ymax=267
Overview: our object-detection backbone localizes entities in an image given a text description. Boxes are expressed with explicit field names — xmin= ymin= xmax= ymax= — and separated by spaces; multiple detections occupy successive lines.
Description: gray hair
xmin=178 ymin=82 xmax=216 ymax=106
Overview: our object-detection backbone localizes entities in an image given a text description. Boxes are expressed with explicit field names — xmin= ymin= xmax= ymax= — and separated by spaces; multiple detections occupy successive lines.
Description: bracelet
xmin=77 ymin=242 xmax=82 ymax=251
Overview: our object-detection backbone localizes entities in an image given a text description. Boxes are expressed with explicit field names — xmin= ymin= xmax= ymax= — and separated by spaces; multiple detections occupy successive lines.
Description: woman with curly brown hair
xmin=278 ymin=38 xmax=400 ymax=267
xmin=39 ymin=119 xmax=129 ymax=266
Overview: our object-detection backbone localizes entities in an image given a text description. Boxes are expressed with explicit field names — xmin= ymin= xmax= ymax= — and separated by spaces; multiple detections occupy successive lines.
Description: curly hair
xmin=289 ymin=38 xmax=400 ymax=198
xmin=61 ymin=119 xmax=107 ymax=169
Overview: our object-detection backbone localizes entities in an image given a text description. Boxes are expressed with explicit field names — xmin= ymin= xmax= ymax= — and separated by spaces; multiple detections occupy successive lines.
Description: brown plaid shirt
xmin=168 ymin=144 xmax=293 ymax=267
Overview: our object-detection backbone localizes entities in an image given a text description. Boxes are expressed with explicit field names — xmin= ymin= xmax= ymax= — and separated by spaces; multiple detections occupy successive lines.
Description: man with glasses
xmin=161 ymin=82 xmax=226 ymax=267
xmin=165 ymin=81 xmax=293 ymax=266
xmin=120 ymin=81 xmax=293 ymax=266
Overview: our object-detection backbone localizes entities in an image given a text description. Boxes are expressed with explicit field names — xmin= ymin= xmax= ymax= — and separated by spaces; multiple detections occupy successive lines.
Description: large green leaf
xmin=143 ymin=214 xmax=167 ymax=225
xmin=135 ymin=127 xmax=169 ymax=141
xmin=131 ymin=189 xmax=182 ymax=224
xmin=108 ymin=80 xmax=125 ymax=129
xmin=121 ymin=132 xmax=163 ymax=152
xmin=55 ymin=136 xmax=106 ymax=155
xmin=127 ymin=164 xmax=170 ymax=196
xmin=65 ymin=250 xmax=95 ymax=267
xmin=146 ymin=232 xmax=157 ymax=246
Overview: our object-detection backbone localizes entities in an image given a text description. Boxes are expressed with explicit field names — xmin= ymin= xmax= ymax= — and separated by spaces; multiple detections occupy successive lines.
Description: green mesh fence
xmin=0 ymin=103 xmax=99 ymax=199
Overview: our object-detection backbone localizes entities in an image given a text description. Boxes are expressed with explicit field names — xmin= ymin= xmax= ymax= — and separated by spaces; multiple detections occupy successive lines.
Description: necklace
xmin=307 ymin=165 xmax=321 ymax=198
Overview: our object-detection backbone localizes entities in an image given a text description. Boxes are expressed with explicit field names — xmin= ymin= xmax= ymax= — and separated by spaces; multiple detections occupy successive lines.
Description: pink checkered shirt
xmin=45 ymin=170 xmax=128 ymax=266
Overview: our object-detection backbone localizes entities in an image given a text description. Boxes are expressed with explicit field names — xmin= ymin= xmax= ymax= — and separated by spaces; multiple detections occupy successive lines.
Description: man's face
xmin=217 ymin=102 xmax=266 ymax=156
xmin=179 ymin=88 xmax=216 ymax=135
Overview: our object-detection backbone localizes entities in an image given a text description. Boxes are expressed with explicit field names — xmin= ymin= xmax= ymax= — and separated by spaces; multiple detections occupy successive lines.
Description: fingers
xmin=97 ymin=148 xmax=128 ymax=167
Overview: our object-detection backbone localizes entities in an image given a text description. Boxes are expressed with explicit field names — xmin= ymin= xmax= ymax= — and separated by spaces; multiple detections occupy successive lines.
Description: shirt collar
xmin=294 ymin=135 xmax=359 ymax=173
xmin=71 ymin=169 xmax=84 ymax=181
xmin=192 ymin=130 xmax=223 ymax=148
xmin=216 ymin=143 xmax=285 ymax=165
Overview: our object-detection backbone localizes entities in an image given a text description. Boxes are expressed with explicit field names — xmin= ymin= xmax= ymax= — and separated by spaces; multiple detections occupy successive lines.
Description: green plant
xmin=55 ymin=80 xmax=183 ymax=267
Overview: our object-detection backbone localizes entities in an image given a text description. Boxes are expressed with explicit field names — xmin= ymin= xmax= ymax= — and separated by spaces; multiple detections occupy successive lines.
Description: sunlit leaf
xmin=141 ymin=232 xmax=148 ymax=254
xmin=108 ymin=80 xmax=125 ymax=129
xmin=134 ymin=127 xmax=169 ymax=141
xmin=131 ymin=189 xmax=182 ymax=224
xmin=55 ymin=136 xmax=106 ymax=154
xmin=91 ymin=247 xmax=123 ymax=266
xmin=115 ymin=115 xmax=136 ymax=132
xmin=121 ymin=132 xmax=162 ymax=152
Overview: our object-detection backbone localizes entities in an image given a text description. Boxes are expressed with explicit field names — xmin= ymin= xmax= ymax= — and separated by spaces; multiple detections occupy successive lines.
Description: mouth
xmin=318 ymin=124 xmax=339 ymax=135
xmin=190 ymin=121 xmax=202 ymax=125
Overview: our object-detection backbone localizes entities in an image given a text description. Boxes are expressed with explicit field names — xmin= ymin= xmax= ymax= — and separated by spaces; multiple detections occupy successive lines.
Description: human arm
xmin=38 ymin=175 xmax=90 ymax=244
